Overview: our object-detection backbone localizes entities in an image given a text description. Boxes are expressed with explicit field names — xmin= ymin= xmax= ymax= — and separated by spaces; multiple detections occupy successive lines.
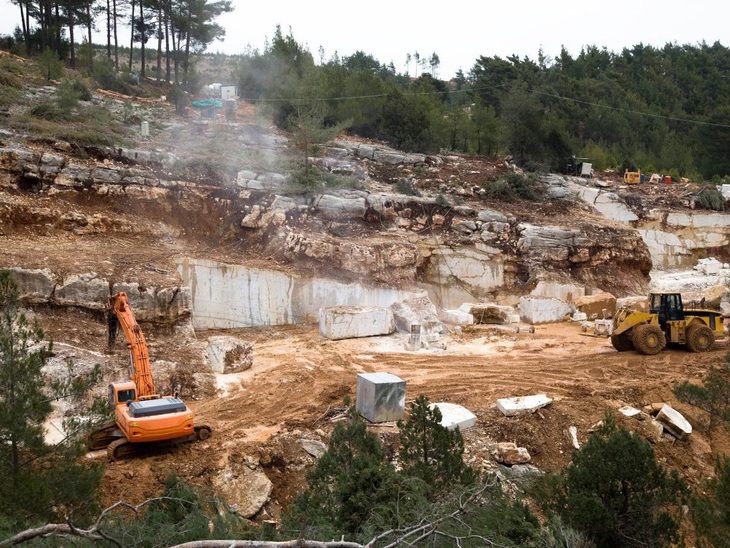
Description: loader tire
xmin=686 ymin=323 xmax=714 ymax=353
xmin=611 ymin=331 xmax=634 ymax=352
xmin=632 ymin=324 xmax=666 ymax=355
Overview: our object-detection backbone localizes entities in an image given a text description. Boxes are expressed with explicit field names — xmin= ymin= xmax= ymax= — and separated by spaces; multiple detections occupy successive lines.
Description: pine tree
xmin=538 ymin=413 xmax=686 ymax=548
xmin=0 ymin=270 xmax=103 ymax=527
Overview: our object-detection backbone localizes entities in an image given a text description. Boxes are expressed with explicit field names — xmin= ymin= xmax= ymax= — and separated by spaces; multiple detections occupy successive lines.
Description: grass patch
xmin=10 ymin=105 xmax=131 ymax=147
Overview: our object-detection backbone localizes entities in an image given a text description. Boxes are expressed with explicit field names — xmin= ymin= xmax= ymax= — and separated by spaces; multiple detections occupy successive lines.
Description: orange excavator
xmin=88 ymin=292 xmax=211 ymax=459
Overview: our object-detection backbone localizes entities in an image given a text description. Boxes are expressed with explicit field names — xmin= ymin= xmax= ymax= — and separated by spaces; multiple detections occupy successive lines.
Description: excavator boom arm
xmin=108 ymin=292 xmax=156 ymax=398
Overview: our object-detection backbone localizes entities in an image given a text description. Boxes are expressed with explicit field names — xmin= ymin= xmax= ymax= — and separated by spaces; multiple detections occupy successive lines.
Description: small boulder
xmin=492 ymin=442 xmax=531 ymax=465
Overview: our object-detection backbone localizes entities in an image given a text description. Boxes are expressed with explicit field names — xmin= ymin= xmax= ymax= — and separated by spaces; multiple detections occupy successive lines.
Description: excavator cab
xmin=108 ymin=381 xmax=137 ymax=407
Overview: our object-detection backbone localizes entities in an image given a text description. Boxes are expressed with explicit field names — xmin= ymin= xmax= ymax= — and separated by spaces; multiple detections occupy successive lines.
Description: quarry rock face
xmin=283 ymin=231 xmax=420 ymax=284
xmin=7 ymin=267 xmax=56 ymax=303
xmin=54 ymin=272 xmax=109 ymax=310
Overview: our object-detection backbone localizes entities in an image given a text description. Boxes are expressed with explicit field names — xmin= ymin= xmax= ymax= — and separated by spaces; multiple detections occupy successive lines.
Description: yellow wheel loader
xmin=611 ymin=292 xmax=724 ymax=355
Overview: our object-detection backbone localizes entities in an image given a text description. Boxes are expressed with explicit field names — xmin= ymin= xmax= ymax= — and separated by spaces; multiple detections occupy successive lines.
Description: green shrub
xmin=673 ymin=353 xmax=730 ymax=428
xmin=92 ymin=58 xmax=132 ymax=95
xmin=56 ymin=78 xmax=92 ymax=111
xmin=29 ymin=102 xmax=68 ymax=121
xmin=534 ymin=413 xmax=686 ymax=548
xmin=283 ymin=406 xmax=398 ymax=538
xmin=0 ymin=58 xmax=23 ymax=88
xmin=435 ymin=194 xmax=451 ymax=207
xmin=485 ymin=172 xmax=541 ymax=202
xmin=394 ymin=177 xmax=422 ymax=196
xmin=690 ymin=455 xmax=730 ymax=547
xmin=696 ymin=185 xmax=725 ymax=211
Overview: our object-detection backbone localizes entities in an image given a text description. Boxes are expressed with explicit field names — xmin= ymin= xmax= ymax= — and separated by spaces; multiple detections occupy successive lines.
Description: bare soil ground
xmin=84 ymin=318 xmax=728 ymax=513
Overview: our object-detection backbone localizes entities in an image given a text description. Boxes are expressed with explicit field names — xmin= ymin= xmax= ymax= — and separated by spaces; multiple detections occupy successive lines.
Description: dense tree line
xmin=236 ymin=30 xmax=730 ymax=180
xmin=6 ymin=0 xmax=231 ymax=84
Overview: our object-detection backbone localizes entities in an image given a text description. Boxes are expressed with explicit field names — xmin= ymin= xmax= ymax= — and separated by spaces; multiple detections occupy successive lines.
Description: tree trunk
xmin=171 ymin=23 xmax=179 ymax=85
xmin=164 ymin=1 xmax=170 ymax=82
xmin=156 ymin=1 xmax=162 ymax=82
xmin=128 ymin=0 xmax=135 ymax=70
xmin=54 ymin=1 xmax=61 ymax=55
xmin=182 ymin=4 xmax=191 ymax=86
xmin=17 ymin=1 xmax=29 ymax=55
xmin=112 ymin=0 xmax=118 ymax=69
xmin=106 ymin=0 xmax=111 ymax=59
xmin=86 ymin=3 xmax=92 ymax=69
xmin=67 ymin=0 xmax=75 ymax=68
xmin=139 ymin=2 xmax=145 ymax=77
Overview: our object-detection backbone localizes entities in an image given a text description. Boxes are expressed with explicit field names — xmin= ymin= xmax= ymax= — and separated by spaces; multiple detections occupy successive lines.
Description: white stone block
xmin=429 ymin=402 xmax=476 ymax=430
xmin=696 ymin=257 xmax=722 ymax=275
xmin=206 ymin=336 xmax=253 ymax=374
xmin=356 ymin=372 xmax=405 ymax=423
xmin=519 ymin=296 xmax=573 ymax=324
xmin=656 ymin=404 xmax=692 ymax=440
xmin=722 ymin=184 xmax=730 ymax=200
xmin=497 ymin=394 xmax=553 ymax=417
xmin=618 ymin=405 xmax=642 ymax=418
xmin=441 ymin=309 xmax=474 ymax=325
xmin=572 ymin=311 xmax=588 ymax=322
xmin=319 ymin=306 xmax=395 ymax=340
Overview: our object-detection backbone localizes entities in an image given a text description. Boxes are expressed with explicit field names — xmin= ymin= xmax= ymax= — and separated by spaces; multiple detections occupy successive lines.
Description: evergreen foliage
xmin=106 ymin=475 xmax=248 ymax=547
xmin=233 ymin=33 xmax=730 ymax=180
xmin=283 ymin=406 xmax=397 ymax=539
xmin=691 ymin=455 xmax=730 ymax=547
xmin=0 ymin=270 xmax=104 ymax=531
xmin=397 ymin=395 xmax=477 ymax=495
xmin=535 ymin=413 xmax=686 ymax=548
xmin=673 ymin=352 xmax=730 ymax=428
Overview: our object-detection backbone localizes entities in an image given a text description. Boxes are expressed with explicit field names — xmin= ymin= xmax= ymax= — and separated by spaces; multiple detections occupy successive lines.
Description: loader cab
xmin=649 ymin=292 xmax=684 ymax=324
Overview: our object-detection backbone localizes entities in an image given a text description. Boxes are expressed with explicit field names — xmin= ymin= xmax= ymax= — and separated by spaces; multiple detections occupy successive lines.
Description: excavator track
xmin=103 ymin=425 xmax=213 ymax=461
xmin=87 ymin=423 xmax=124 ymax=451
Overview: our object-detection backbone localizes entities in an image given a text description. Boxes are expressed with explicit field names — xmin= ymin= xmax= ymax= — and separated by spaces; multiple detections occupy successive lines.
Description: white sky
xmin=0 ymin=0 xmax=727 ymax=79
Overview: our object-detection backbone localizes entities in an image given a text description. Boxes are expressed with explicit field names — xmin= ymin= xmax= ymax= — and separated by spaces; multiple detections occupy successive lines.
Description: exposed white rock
xmin=54 ymin=272 xmax=108 ymax=310
xmin=213 ymin=462 xmax=272 ymax=518
xmin=178 ymin=258 xmax=422 ymax=329
xmin=497 ymin=394 xmax=553 ymax=417
xmin=300 ymin=439 xmax=327 ymax=459
xmin=531 ymin=280 xmax=585 ymax=302
xmin=390 ymin=296 xmax=443 ymax=334
xmin=656 ymin=404 xmax=692 ymax=440
xmin=7 ymin=267 xmax=56 ymax=303
xmin=429 ymin=402 xmax=476 ymax=431
xmin=458 ymin=303 xmax=514 ymax=325
xmin=568 ymin=426 xmax=580 ymax=449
